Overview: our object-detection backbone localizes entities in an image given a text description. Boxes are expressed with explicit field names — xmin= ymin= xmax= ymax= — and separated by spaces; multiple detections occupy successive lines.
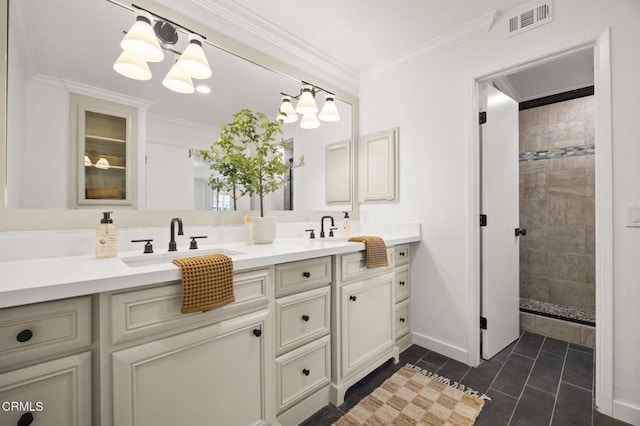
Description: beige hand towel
xmin=348 ymin=236 xmax=389 ymax=268
xmin=172 ymin=254 xmax=235 ymax=313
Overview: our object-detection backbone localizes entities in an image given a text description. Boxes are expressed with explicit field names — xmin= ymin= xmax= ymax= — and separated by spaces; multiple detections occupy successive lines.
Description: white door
xmin=481 ymin=85 xmax=520 ymax=359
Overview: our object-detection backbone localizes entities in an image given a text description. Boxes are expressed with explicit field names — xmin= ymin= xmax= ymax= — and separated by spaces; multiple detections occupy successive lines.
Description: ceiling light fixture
xmin=95 ymin=158 xmax=111 ymax=170
xmin=279 ymin=83 xmax=340 ymax=129
xmin=113 ymin=8 xmax=212 ymax=94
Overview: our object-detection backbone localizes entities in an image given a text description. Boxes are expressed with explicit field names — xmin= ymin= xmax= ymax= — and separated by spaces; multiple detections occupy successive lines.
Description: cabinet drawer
xmin=340 ymin=249 xmax=393 ymax=282
xmin=0 ymin=351 xmax=92 ymax=426
xmin=276 ymin=287 xmax=330 ymax=355
xmin=0 ymin=297 xmax=91 ymax=370
xmin=110 ymin=268 xmax=270 ymax=345
xmin=275 ymin=257 xmax=331 ymax=297
xmin=394 ymin=265 xmax=410 ymax=303
xmin=395 ymin=299 xmax=411 ymax=340
xmin=394 ymin=244 xmax=411 ymax=266
xmin=276 ymin=335 xmax=331 ymax=413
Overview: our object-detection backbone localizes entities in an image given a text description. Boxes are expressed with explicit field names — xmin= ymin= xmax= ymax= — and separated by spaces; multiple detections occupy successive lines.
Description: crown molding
xmin=59 ymin=78 xmax=154 ymax=109
xmin=362 ymin=10 xmax=500 ymax=83
xmin=190 ymin=0 xmax=359 ymax=91
xmin=147 ymin=111 xmax=220 ymax=132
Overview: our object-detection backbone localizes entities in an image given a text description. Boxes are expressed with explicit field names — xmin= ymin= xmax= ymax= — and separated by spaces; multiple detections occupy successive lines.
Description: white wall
xmin=359 ymin=0 xmax=640 ymax=421
xmin=6 ymin=24 xmax=26 ymax=209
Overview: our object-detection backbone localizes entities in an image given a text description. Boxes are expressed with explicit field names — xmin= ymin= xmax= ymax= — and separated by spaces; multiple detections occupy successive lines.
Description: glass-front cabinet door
xmin=73 ymin=94 xmax=137 ymax=207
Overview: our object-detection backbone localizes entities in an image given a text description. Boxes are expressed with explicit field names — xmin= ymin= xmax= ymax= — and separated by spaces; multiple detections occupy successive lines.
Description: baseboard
xmin=411 ymin=331 xmax=468 ymax=364
xmin=276 ymin=385 xmax=331 ymax=426
xmin=613 ymin=400 xmax=640 ymax=425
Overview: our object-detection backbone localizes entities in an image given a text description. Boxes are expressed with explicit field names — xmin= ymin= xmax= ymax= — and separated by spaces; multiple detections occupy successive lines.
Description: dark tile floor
xmin=300 ymin=332 xmax=595 ymax=426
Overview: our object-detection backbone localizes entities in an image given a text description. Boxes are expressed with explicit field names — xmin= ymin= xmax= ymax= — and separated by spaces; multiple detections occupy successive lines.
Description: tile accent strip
xmin=519 ymin=144 xmax=595 ymax=162
xmin=520 ymin=298 xmax=595 ymax=326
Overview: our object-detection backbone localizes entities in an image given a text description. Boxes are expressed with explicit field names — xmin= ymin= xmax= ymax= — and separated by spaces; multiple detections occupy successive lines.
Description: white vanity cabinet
xmin=331 ymin=248 xmax=399 ymax=406
xmin=393 ymin=244 xmax=412 ymax=351
xmin=0 ymin=297 xmax=93 ymax=426
xmin=98 ymin=268 xmax=276 ymax=426
xmin=274 ymin=257 xmax=332 ymax=426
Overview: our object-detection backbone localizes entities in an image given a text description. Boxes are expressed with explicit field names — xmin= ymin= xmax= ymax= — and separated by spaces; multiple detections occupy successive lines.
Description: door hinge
xmin=479 ymin=111 xmax=487 ymax=125
xmin=480 ymin=214 xmax=487 ymax=227
xmin=480 ymin=317 xmax=487 ymax=330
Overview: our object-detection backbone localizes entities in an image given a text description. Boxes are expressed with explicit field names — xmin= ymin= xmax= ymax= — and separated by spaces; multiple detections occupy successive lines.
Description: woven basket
xmin=86 ymin=187 xmax=122 ymax=199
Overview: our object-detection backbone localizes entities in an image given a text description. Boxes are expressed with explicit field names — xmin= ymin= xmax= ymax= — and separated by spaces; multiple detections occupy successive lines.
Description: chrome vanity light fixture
xmin=278 ymin=83 xmax=340 ymax=129
xmin=113 ymin=8 xmax=212 ymax=94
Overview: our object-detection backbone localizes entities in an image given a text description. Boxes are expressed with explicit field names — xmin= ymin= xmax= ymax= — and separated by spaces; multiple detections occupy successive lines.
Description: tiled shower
xmin=518 ymin=94 xmax=596 ymax=348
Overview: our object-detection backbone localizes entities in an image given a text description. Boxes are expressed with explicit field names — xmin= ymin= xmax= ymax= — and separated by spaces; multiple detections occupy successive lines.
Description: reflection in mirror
xmin=6 ymin=0 xmax=353 ymax=212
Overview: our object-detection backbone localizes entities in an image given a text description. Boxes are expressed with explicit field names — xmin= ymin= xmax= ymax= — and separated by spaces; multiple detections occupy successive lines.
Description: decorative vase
xmin=250 ymin=216 xmax=276 ymax=244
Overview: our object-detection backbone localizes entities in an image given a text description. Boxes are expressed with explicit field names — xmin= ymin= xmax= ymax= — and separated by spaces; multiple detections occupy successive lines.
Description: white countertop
xmin=0 ymin=232 xmax=420 ymax=309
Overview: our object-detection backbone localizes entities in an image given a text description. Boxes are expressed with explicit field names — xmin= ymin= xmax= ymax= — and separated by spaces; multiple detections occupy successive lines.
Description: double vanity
xmin=0 ymin=225 xmax=419 ymax=426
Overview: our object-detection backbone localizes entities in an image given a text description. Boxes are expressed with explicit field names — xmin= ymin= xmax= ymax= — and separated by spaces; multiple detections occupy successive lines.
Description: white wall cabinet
xmin=112 ymin=309 xmax=270 ymax=426
xmin=325 ymin=139 xmax=351 ymax=203
xmin=358 ymin=127 xmax=398 ymax=202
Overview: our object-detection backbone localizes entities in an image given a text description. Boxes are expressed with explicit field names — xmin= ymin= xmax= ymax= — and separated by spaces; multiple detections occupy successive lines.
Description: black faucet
xmin=320 ymin=215 xmax=335 ymax=238
xmin=169 ymin=218 xmax=184 ymax=251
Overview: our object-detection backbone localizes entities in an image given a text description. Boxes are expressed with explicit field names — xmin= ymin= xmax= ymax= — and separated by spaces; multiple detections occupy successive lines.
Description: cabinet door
xmin=358 ymin=127 xmax=398 ymax=202
xmin=0 ymin=352 xmax=91 ymax=426
xmin=341 ymin=273 xmax=394 ymax=377
xmin=112 ymin=310 xmax=268 ymax=426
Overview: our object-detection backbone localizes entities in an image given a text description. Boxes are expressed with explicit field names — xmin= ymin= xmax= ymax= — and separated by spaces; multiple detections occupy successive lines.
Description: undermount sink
xmin=121 ymin=248 xmax=244 ymax=268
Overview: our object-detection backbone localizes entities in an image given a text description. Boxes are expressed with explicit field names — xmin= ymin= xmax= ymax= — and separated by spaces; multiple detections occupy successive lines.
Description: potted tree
xmin=198 ymin=108 xmax=303 ymax=243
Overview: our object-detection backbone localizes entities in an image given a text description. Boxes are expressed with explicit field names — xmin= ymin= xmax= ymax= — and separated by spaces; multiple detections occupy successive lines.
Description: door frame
xmin=465 ymin=29 xmax=613 ymax=415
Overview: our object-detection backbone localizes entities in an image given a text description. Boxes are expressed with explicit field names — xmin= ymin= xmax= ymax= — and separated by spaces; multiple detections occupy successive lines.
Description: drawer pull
xmin=400 ymin=318 xmax=406 ymax=323
xmin=252 ymin=329 xmax=262 ymax=338
xmin=302 ymin=368 xmax=310 ymax=376
xmin=302 ymin=315 xmax=310 ymax=322
xmin=16 ymin=329 xmax=33 ymax=343
xmin=349 ymin=295 xmax=357 ymax=302
xmin=302 ymin=272 xmax=311 ymax=278
xmin=399 ymin=281 xmax=405 ymax=286
xmin=18 ymin=412 xmax=33 ymax=426
xmin=399 ymin=251 xmax=406 ymax=256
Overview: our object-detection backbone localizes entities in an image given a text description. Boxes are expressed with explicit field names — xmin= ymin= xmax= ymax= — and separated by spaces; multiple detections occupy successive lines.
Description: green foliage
xmin=195 ymin=109 xmax=303 ymax=216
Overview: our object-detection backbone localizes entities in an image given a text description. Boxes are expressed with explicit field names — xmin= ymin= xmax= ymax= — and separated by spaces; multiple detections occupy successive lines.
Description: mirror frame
xmin=0 ymin=0 xmax=359 ymax=231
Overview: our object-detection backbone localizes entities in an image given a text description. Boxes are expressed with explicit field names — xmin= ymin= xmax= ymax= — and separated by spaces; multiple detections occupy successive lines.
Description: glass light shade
xmin=84 ymin=155 xmax=92 ymax=167
xmin=295 ymin=85 xmax=318 ymax=114
xmin=95 ymin=158 xmax=110 ymax=169
xmin=113 ymin=51 xmax=152 ymax=80
xmin=300 ymin=113 xmax=320 ymax=129
xmin=175 ymin=34 xmax=212 ymax=79
xmin=278 ymin=96 xmax=298 ymax=123
xmin=162 ymin=63 xmax=195 ymax=94
xmin=318 ymin=95 xmax=340 ymax=122
xmin=120 ymin=12 xmax=164 ymax=63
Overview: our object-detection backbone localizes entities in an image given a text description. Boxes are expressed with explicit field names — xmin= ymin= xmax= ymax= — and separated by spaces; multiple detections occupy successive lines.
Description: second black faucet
xmin=320 ymin=215 xmax=334 ymax=238
xmin=169 ymin=218 xmax=184 ymax=251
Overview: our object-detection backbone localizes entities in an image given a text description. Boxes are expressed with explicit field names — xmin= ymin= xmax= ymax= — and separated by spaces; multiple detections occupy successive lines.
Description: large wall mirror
xmin=4 ymin=0 xmax=354 ymax=215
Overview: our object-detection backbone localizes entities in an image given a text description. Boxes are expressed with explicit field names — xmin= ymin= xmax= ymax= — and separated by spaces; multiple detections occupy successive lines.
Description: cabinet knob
xmin=400 ymin=318 xmax=406 ymax=323
xmin=301 ymin=315 xmax=310 ymax=322
xmin=302 ymin=272 xmax=311 ymax=278
xmin=349 ymin=295 xmax=357 ymax=302
xmin=18 ymin=412 xmax=33 ymax=426
xmin=16 ymin=329 xmax=33 ymax=343
xmin=399 ymin=251 xmax=406 ymax=256
xmin=399 ymin=281 xmax=405 ymax=286
xmin=252 ymin=329 xmax=262 ymax=337
xmin=302 ymin=368 xmax=310 ymax=376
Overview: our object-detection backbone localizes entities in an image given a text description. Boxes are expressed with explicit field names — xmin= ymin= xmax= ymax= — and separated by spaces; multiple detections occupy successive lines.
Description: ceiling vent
xmin=505 ymin=0 xmax=553 ymax=38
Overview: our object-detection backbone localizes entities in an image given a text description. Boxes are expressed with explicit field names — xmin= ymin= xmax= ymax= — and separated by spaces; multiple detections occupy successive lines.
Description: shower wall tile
xmin=520 ymin=171 xmax=547 ymax=200
xmin=546 ymin=226 xmax=586 ymax=254
xmin=548 ymin=122 xmax=585 ymax=149
xmin=548 ymin=98 xmax=584 ymax=124
xmin=520 ymin=275 xmax=551 ymax=301
xmin=585 ymin=255 xmax=595 ymax=285
xmin=520 ymin=105 xmax=548 ymax=128
xmin=585 ymin=226 xmax=595 ymax=253
xmin=581 ymin=327 xmax=595 ymax=348
xmin=520 ymin=124 xmax=548 ymax=153
xmin=549 ymin=280 xmax=594 ymax=310
xmin=584 ymin=198 xmax=595 ymax=226
xmin=547 ymin=253 xmax=586 ymax=282
xmin=547 ymin=156 xmax=586 ymax=172
xmin=519 ymin=225 xmax=548 ymax=251
xmin=586 ymin=168 xmax=595 ymax=197
xmin=521 ymin=255 xmax=549 ymax=278
xmin=520 ymin=200 xmax=549 ymax=226
xmin=547 ymin=170 xmax=586 ymax=198
xmin=585 ymin=154 xmax=595 ymax=169
xmin=534 ymin=316 xmax=581 ymax=345
xmin=548 ymin=199 xmax=585 ymax=226
xmin=520 ymin=158 xmax=549 ymax=174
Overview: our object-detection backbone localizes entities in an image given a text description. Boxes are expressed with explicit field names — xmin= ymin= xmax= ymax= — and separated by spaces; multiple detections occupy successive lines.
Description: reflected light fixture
xmin=113 ymin=51 xmax=152 ymax=80
xmin=300 ymin=113 xmax=320 ymax=129
xmin=95 ymin=158 xmax=110 ymax=170
xmin=84 ymin=155 xmax=92 ymax=167
xmin=195 ymin=85 xmax=211 ymax=94
xmin=278 ymin=96 xmax=298 ymax=123
xmin=295 ymin=85 xmax=318 ymax=114
xmin=120 ymin=11 xmax=164 ymax=62
xmin=279 ymin=83 xmax=340 ymax=129
xmin=318 ymin=94 xmax=340 ymax=122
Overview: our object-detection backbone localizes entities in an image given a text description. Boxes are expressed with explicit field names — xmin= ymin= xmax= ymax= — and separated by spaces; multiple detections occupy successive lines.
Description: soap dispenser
xmin=96 ymin=211 xmax=118 ymax=258
xmin=341 ymin=211 xmax=351 ymax=235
